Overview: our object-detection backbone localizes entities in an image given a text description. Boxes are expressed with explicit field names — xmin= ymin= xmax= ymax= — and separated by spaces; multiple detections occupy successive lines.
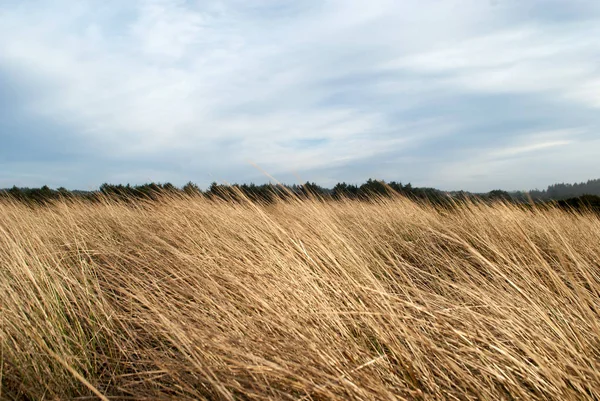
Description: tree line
xmin=0 ymin=180 xmax=445 ymax=204
xmin=509 ymin=178 xmax=600 ymax=201
xmin=2 ymin=178 xmax=600 ymax=213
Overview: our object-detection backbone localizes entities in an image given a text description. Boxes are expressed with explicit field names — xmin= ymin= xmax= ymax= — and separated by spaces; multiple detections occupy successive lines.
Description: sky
xmin=1 ymin=0 xmax=600 ymax=192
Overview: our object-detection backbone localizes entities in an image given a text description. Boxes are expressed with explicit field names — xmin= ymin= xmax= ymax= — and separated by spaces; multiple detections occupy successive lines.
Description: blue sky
xmin=1 ymin=0 xmax=600 ymax=192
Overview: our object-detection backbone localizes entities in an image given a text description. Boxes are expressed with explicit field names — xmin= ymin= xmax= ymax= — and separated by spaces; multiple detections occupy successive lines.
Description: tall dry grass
xmin=1 ymin=193 xmax=600 ymax=400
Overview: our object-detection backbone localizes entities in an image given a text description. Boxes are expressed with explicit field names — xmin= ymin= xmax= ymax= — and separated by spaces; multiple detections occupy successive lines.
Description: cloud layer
xmin=1 ymin=0 xmax=600 ymax=191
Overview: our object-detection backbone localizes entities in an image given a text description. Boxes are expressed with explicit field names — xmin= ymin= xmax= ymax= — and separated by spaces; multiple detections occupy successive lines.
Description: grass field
xmin=2 ymin=193 xmax=600 ymax=400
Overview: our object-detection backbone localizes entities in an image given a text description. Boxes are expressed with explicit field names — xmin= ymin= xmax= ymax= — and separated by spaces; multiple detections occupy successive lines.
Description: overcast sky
xmin=1 ymin=0 xmax=600 ymax=192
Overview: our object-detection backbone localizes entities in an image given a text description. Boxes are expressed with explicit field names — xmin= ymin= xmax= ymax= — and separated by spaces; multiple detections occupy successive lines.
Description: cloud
xmin=386 ymin=21 xmax=600 ymax=108
xmin=0 ymin=0 xmax=600 ymax=190
xmin=489 ymin=128 xmax=581 ymax=158
xmin=492 ymin=140 xmax=571 ymax=157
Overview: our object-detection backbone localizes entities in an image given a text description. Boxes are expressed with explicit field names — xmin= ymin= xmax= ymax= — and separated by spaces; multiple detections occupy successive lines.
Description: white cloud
xmin=428 ymin=127 xmax=595 ymax=192
xmin=1 ymin=0 xmax=600 ymax=189
xmin=489 ymin=128 xmax=581 ymax=158
xmin=0 ymin=1 xmax=446 ymax=159
xmin=387 ymin=21 xmax=600 ymax=108
xmin=492 ymin=140 xmax=571 ymax=157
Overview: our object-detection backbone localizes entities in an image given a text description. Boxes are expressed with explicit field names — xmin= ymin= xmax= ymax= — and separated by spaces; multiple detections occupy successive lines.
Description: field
xmin=2 ymin=194 xmax=600 ymax=400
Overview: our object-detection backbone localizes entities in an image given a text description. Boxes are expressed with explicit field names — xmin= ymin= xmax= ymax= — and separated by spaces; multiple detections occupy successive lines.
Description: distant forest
xmin=2 ymin=178 xmax=600 ymax=213
xmin=513 ymin=179 xmax=600 ymax=201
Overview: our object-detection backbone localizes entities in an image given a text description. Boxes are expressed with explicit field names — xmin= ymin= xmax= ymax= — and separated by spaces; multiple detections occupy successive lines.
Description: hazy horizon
xmin=2 ymin=0 xmax=600 ymax=192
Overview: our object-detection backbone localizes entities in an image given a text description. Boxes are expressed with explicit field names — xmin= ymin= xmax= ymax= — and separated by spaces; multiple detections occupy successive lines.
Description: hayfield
xmin=1 ymin=193 xmax=600 ymax=400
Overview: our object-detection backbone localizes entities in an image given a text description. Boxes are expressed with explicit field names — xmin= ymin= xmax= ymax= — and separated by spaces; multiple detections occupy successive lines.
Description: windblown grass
xmin=1 ymin=193 xmax=599 ymax=400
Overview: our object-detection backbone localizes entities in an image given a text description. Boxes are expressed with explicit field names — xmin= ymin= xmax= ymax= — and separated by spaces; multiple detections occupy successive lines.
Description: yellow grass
xmin=1 ymin=194 xmax=600 ymax=400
